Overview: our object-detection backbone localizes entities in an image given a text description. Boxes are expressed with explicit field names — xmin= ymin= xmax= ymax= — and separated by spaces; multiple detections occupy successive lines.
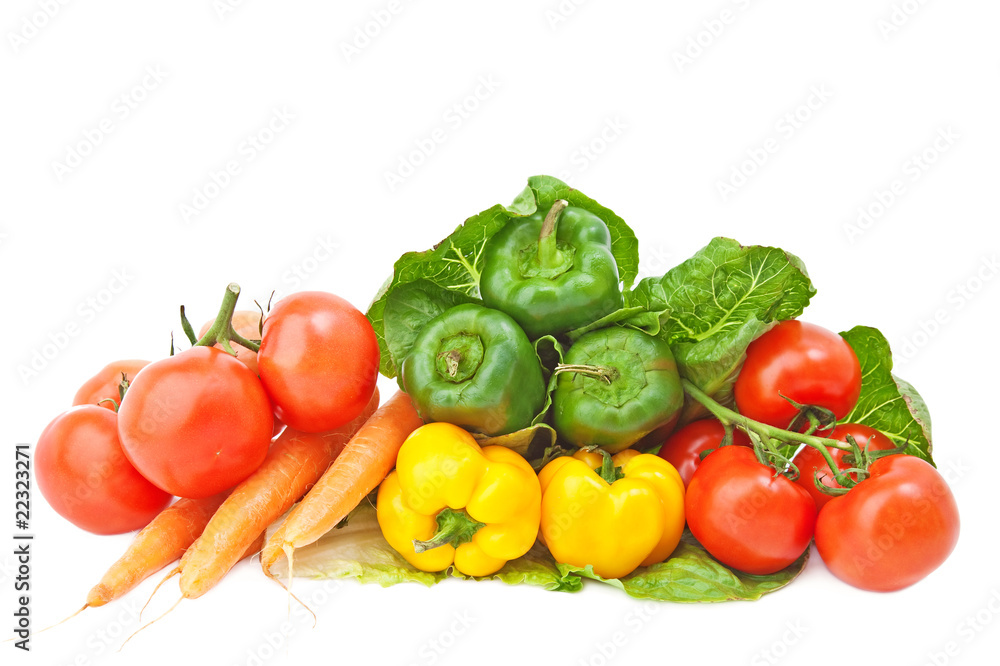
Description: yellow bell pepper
xmin=539 ymin=448 xmax=685 ymax=579
xmin=376 ymin=422 xmax=541 ymax=577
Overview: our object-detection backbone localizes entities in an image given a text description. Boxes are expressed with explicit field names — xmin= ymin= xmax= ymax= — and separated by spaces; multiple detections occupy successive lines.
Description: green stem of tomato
xmin=680 ymin=379 xmax=849 ymax=476
xmin=193 ymin=283 xmax=262 ymax=354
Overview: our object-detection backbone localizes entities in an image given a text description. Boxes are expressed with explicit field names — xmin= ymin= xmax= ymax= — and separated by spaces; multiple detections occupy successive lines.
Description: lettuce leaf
xmin=558 ymin=531 xmax=808 ymax=602
xmin=840 ymin=326 xmax=934 ymax=464
xmin=276 ymin=506 xmax=804 ymax=602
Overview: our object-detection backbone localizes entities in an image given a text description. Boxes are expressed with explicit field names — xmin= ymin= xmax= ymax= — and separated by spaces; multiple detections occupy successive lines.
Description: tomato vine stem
xmin=192 ymin=283 xmax=262 ymax=354
xmin=680 ymin=379 xmax=852 ymax=482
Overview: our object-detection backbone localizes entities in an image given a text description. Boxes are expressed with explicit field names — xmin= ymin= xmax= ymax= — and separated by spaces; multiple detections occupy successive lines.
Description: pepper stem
xmin=191 ymin=283 xmax=261 ymax=354
xmin=594 ymin=448 xmax=626 ymax=485
xmin=537 ymin=200 xmax=569 ymax=270
xmin=553 ymin=363 xmax=619 ymax=384
xmin=412 ymin=508 xmax=485 ymax=554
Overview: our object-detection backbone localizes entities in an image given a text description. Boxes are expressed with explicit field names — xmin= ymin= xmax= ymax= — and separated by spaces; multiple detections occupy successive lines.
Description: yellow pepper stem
xmin=593 ymin=447 xmax=625 ymax=485
xmin=412 ymin=508 xmax=486 ymax=554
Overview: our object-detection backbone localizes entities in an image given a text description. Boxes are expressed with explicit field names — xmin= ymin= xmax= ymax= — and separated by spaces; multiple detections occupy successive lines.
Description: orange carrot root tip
xmin=118 ymin=596 xmax=182 ymax=652
xmin=34 ymin=604 xmax=90 ymax=637
xmin=140 ymin=567 xmax=180 ymax=621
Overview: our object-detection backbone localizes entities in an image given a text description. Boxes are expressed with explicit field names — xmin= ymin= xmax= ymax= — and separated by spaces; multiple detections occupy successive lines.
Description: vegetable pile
xmin=34 ymin=175 xmax=960 ymax=637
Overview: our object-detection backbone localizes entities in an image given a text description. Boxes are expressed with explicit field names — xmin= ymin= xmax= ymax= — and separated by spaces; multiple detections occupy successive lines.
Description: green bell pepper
xmin=400 ymin=303 xmax=546 ymax=436
xmin=552 ymin=326 xmax=683 ymax=453
xmin=479 ymin=200 xmax=624 ymax=339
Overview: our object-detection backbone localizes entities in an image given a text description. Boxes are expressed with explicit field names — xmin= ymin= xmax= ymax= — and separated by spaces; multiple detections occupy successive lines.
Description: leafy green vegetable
xmin=455 ymin=541 xmax=583 ymax=592
xmin=266 ymin=502 xmax=445 ymax=588
xmin=840 ymin=326 xmax=934 ymax=464
xmin=671 ymin=317 xmax=775 ymax=424
xmin=565 ymin=305 xmax=671 ymax=342
xmin=559 ymin=531 xmax=808 ymax=602
xmin=279 ymin=507 xmax=803 ymax=601
xmin=629 ymin=237 xmax=815 ymax=345
xmin=367 ymin=176 xmax=640 ymax=377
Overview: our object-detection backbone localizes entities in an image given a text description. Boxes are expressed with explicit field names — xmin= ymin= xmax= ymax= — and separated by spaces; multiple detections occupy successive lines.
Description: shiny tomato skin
xmin=257 ymin=291 xmax=379 ymax=433
xmin=199 ymin=310 xmax=262 ymax=375
xmin=815 ymin=454 xmax=959 ymax=592
xmin=686 ymin=445 xmax=817 ymax=575
xmin=117 ymin=346 xmax=273 ymax=498
xmin=734 ymin=320 xmax=862 ymax=429
xmin=72 ymin=359 xmax=150 ymax=411
xmin=657 ymin=420 xmax=751 ymax=487
xmin=793 ymin=423 xmax=895 ymax=509
xmin=36 ymin=406 xmax=171 ymax=534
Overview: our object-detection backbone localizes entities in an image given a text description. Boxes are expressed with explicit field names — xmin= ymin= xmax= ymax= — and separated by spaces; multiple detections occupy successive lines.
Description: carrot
xmin=177 ymin=387 xmax=380 ymax=599
xmin=86 ymin=492 xmax=228 ymax=608
xmin=261 ymin=390 xmax=423 ymax=577
xmin=24 ymin=492 xmax=228 ymax=637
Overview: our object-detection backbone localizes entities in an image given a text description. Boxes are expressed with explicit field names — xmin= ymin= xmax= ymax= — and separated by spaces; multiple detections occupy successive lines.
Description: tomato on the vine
xmin=257 ymin=291 xmax=379 ymax=433
xmin=117 ymin=346 xmax=273 ymax=498
xmin=72 ymin=359 xmax=149 ymax=411
xmin=36 ymin=405 xmax=172 ymax=534
xmin=734 ymin=320 xmax=862 ymax=429
xmin=815 ymin=454 xmax=959 ymax=592
xmin=792 ymin=423 xmax=895 ymax=509
xmin=685 ymin=445 xmax=816 ymax=575
xmin=657 ymin=419 xmax=751 ymax=487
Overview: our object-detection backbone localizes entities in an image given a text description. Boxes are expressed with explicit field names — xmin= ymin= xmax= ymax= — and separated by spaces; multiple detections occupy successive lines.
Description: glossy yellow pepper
xmin=539 ymin=448 xmax=685 ymax=579
xmin=376 ymin=422 xmax=541 ymax=577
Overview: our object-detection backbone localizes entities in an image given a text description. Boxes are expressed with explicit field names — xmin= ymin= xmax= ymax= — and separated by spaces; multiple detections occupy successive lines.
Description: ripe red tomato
xmin=792 ymin=423 xmax=895 ymax=509
xmin=36 ymin=406 xmax=171 ymax=534
xmin=734 ymin=320 xmax=862 ymax=429
xmin=657 ymin=420 xmax=751 ymax=487
xmin=257 ymin=291 xmax=379 ymax=433
xmin=686 ymin=445 xmax=817 ymax=575
xmin=198 ymin=310 xmax=262 ymax=375
xmin=815 ymin=454 xmax=959 ymax=592
xmin=72 ymin=359 xmax=150 ymax=411
xmin=117 ymin=346 xmax=273 ymax=498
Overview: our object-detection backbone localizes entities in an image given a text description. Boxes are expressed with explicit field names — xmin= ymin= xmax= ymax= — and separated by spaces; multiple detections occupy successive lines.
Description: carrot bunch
xmin=52 ymin=388 xmax=422 ymax=641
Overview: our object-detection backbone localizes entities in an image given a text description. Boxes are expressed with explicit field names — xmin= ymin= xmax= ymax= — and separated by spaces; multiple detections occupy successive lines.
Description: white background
xmin=3 ymin=1 xmax=999 ymax=665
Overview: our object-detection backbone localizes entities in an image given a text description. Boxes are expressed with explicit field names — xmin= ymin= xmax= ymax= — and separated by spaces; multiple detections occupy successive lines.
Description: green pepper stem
xmin=681 ymin=379 xmax=851 ymax=479
xmin=553 ymin=363 xmax=619 ymax=384
xmin=412 ymin=508 xmax=485 ymax=553
xmin=537 ymin=200 xmax=569 ymax=270
xmin=192 ymin=283 xmax=261 ymax=354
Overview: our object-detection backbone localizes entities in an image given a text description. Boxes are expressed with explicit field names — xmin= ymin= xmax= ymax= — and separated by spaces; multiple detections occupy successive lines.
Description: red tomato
xmin=734 ymin=320 xmax=862 ymax=429
xmin=35 ymin=406 xmax=171 ymax=534
xmin=815 ymin=455 xmax=959 ymax=592
xmin=257 ymin=291 xmax=379 ymax=433
xmin=72 ymin=359 xmax=150 ymax=411
xmin=117 ymin=346 xmax=273 ymax=498
xmin=686 ymin=445 xmax=817 ymax=575
xmin=198 ymin=310 xmax=262 ymax=375
xmin=657 ymin=420 xmax=751 ymax=487
xmin=792 ymin=423 xmax=895 ymax=509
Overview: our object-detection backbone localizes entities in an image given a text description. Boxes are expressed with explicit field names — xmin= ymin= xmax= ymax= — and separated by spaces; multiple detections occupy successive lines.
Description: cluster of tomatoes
xmin=35 ymin=288 xmax=380 ymax=535
xmin=656 ymin=320 xmax=960 ymax=592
